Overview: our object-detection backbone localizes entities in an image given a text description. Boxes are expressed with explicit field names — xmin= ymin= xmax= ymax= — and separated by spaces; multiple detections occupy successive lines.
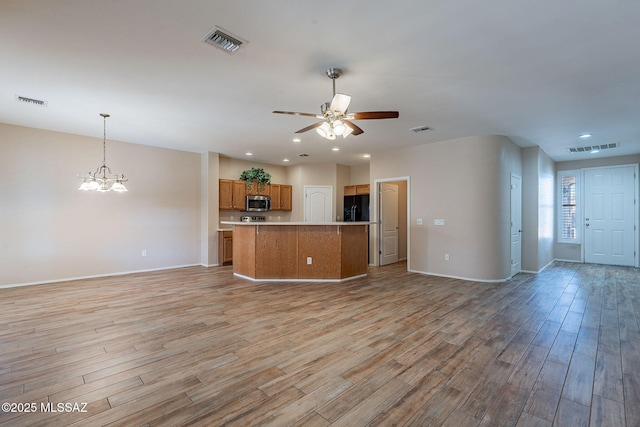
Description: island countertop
xmin=221 ymin=221 xmax=374 ymax=226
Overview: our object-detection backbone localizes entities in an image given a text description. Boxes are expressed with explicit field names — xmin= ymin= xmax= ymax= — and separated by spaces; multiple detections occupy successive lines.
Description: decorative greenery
xmin=239 ymin=167 xmax=271 ymax=190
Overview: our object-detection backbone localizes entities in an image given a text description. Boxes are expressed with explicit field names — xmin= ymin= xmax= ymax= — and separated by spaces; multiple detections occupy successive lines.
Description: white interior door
xmin=510 ymin=174 xmax=522 ymax=276
xmin=584 ymin=165 xmax=637 ymax=266
xmin=380 ymin=182 xmax=399 ymax=266
xmin=304 ymin=186 xmax=332 ymax=222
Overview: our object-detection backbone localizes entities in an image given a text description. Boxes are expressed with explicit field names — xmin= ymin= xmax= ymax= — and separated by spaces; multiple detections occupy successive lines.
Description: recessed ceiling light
xmin=363 ymin=154 xmax=371 ymax=158
xmin=332 ymin=147 xmax=339 ymax=151
xmin=293 ymin=138 xmax=301 ymax=143
xmin=245 ymin=152 xmax=253 ymax=156
xmin=579 ymin=133 xmax=592 ymax=138
xmin=283 ymin=158 xmax=290 ymax=162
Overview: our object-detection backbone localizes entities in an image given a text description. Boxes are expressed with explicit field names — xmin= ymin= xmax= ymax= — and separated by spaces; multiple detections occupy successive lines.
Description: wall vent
xmin=568 ymin=143 xmax=618 ymax=153
xmin=202 ymin=26 xmax=248 ymax=54
xmin=410 ymin=125 xmax=431 ymax=133
xmin=15 ymin=95 xmax=47 ymax=107
xmin=298 ymin=153 xmax=310 ymax=157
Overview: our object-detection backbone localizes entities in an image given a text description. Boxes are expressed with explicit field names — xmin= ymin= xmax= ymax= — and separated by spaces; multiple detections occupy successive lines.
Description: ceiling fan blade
xmin=343 ymin=120 xmax=364 ymax=136
xmin=294 ymin=121 xmax=324 ymax=134
xmin=273 ymin=110 xmax=322 ymax=118
xmin=350 ymin=111 xmax=399 ymax=120
xmin=330 ymin=93 xmax=351 ymax=114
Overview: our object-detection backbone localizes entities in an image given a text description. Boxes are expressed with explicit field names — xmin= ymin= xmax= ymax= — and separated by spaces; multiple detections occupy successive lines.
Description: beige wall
xmin=350 ymin=163 xmax=370 ymax=185
xmin=336 ymin=164 xmax=351 ymax=221
xmin=521 ymin=147 xmax=555 ymax=272
xmin=201 ymin=152 xmax=220 ymax=266
xmin=371 ymin=135 xmax=522 ymax=281
xmin=5 ymin=122 xmax=575 ymax=285
xmin=0 ymin=123 xmax=201 ymax=287
xmin=218 ymin=156 xmax=289 ymax=184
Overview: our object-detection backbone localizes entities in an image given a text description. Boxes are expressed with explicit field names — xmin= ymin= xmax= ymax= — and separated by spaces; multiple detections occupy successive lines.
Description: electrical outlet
xmin=142 ymin=250 xmax=148 ymax=257
xmin=307 ymin=257 xmax=312 ymax=265
xmin=417 ymin=218 xmax=423 ymax=225
xmin=434 ymin=219 xmax=446 ymax=226
xmin=444 ymin=254 xmax=450 ymax=261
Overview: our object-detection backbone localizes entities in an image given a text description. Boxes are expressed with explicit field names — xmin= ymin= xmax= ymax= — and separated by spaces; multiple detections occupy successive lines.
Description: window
xmin=557 ymin=170 xmax=580 ymax=243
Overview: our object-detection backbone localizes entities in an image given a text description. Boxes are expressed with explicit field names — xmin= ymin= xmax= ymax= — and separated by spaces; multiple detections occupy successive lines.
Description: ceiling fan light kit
xmin=273 ymin=68 xmax=399 ymax=141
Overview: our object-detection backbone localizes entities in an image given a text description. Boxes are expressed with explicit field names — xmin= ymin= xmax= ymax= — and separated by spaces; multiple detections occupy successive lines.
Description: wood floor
xmin=1 ymin=261 xmax=639 ymax=426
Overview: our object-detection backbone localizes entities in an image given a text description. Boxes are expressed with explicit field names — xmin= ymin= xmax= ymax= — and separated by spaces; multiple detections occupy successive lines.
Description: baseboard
xmin=407 ymin=268 xmax=510 ymax=283
xmin=0 ymin=264 xmax=203 ymax=289
xmin=553 ymin=258 xmax=583 ymax=264
xmin=232 ymin=272 xmax=368 ymax=283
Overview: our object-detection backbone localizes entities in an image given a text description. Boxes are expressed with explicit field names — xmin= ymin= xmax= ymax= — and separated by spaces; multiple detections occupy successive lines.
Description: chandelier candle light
xmin=78 ymin=113 xmax=128 ymax=192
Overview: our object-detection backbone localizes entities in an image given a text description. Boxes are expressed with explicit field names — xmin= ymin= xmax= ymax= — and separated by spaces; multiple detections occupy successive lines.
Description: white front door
xmin=380 ymin=182 xmax=399 ymax=266
xmin=584 ymin=165 xmax=637 ymax=266
xmin=510 ymin=174 xmax=522 ymax=276
xmin=304 ymin=186 xmax=333 ymax=222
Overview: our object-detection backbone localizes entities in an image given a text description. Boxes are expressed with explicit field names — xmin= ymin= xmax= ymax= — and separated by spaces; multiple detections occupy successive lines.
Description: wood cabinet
xmin=218 ymin=230 xmax=233 ymax=265
xmin=270 ymin=184 xmax=292 ymax=211
xmin=231 ymin=223 xmax=368 ymax=280
xmin=344 ymin=184 xmax=370 ymax=195
xmin=246 ymin=180 xmax=270 ymax=196
xmin=219 ymin=179 xmax=246 ymax=210
xmin=280 ymin=185 xmax=292 ymax=211
xmin=220 ymin=180 xmax=291 ymax=211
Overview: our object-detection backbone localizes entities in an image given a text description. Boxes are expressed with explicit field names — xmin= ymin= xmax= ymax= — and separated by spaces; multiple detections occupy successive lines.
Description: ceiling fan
xmin=273 ymin=68 xmax=399 ymax=140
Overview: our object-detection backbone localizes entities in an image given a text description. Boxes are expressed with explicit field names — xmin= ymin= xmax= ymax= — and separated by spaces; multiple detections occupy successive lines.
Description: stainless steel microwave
xmin=246 ymin=195 xmax=271 ymax=212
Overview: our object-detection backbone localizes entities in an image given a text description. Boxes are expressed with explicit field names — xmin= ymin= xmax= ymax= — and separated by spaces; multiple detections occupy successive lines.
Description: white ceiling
xmin=2 ymin=0 xmax=640 ymax=166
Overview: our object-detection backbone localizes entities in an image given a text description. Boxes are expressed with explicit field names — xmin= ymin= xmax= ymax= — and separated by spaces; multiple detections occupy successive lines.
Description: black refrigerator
xmin=344 ymin=194 xmax=370 ymax=222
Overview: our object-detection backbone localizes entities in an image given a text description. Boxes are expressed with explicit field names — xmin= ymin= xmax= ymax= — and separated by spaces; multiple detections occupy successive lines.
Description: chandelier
xmin=78 ymin=113 xmax=128 ymax=192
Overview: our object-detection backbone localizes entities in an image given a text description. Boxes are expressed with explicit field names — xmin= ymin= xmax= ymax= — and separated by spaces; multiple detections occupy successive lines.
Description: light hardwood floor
xmin=1 ymin=261 xmax=639 ymax=426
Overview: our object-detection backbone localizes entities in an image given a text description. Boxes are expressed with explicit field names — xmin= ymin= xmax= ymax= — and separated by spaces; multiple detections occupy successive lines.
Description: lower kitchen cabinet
xmin=218 ymin=230 xmax=233 ymax=265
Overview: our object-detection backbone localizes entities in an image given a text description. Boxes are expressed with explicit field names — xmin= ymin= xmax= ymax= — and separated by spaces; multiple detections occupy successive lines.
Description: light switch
xmin=434 ymin=219 xmax=445 ymax=226
xmin=417 ymin=218 xmax=423 ymax=225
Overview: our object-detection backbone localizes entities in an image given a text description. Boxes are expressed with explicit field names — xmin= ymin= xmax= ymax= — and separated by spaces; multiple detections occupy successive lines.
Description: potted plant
xmin=239 ymin=167 xmax=271 ymax=191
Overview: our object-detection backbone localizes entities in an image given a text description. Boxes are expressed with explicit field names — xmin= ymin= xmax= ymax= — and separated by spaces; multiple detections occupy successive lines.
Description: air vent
xmin=298 ymin=153 xmax=310 ymax=157
xmin=410 ymin=125 xmax=431 ymax=133
xmin=202 ymin=26 xmax=248 ymax=54
xmin=15 ymin=95 xmax=47 ymax=107
xmin=568 ymin=143 xmax=618 ymax=153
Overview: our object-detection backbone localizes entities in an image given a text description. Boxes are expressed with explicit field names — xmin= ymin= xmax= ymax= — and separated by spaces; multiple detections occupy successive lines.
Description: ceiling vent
xmin=410 ymin=125 xmax=431 ymax=133
xmin=15 ymin=95 xmax=47 ymax=107
xmin=202 ymin=26 xmax=248 ymax=54
xmin=568 ymin=143 xmax=618 ymax=153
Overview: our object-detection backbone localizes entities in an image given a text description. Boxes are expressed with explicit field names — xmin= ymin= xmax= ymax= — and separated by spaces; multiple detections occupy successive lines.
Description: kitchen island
xmin=221 ymin=221 xmax=370 ymax=281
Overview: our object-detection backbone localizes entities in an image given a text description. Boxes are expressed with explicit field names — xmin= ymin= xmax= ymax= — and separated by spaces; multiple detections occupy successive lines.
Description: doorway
xmin=304 ymin=186 xmax=333 ymax=222
xmin=375 ymin=178 xmax=409 ymax=267
xmin=380 ymin=182 xmax=399 ymax=266
xmin=583 ymin=165 xmax=638 ymax=266
xmin=510 ymin=174 xmax=522 ymax=276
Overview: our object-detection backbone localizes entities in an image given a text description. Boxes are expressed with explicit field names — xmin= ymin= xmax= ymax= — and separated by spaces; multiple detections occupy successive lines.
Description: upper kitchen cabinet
xmin=246 ymin=181 xmax=270 ymax=196
xmin=270 ymin=184 xmax=292 ymax=211
xmin=219 ymin=179 xmax=246 ymax=210
xmin=345 ymin=184 xmax=370 ymax=195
